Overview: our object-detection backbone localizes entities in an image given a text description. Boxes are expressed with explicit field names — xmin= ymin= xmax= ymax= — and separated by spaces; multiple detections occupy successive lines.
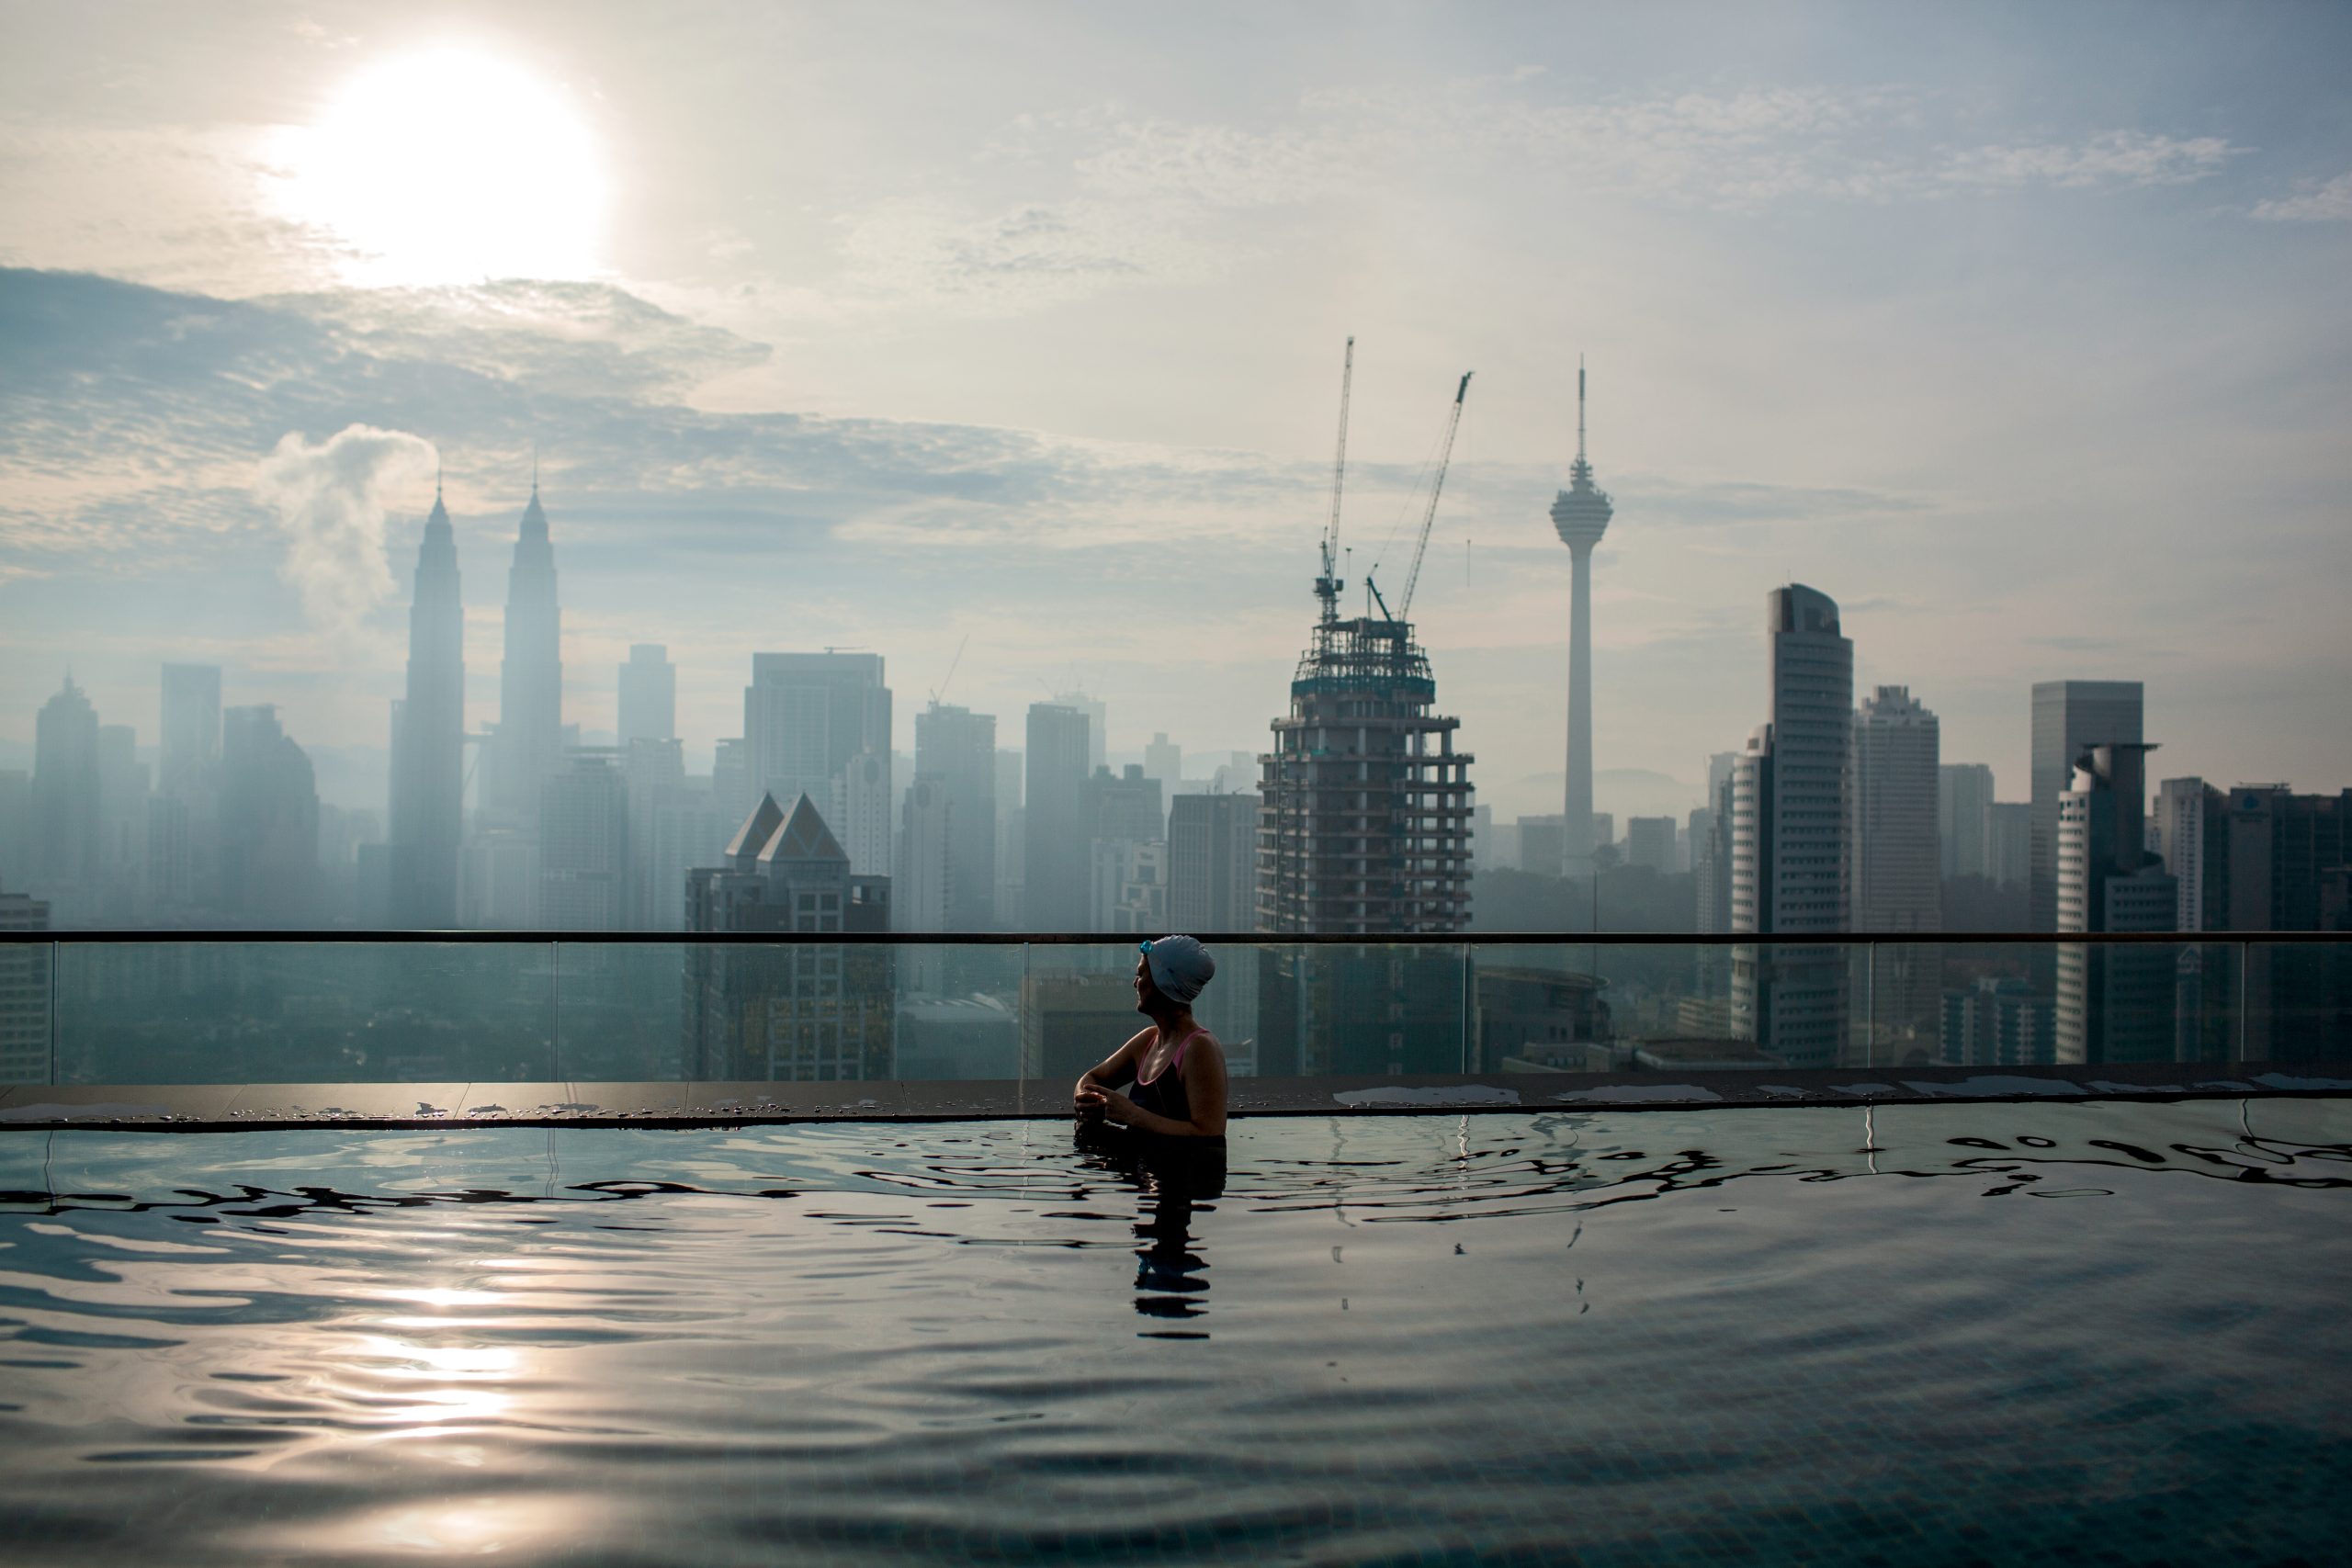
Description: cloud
xmin=252 ymin=423 xmax=436 ymax=635
xmin=2252 ymin=171 xmax=2352 ymax=221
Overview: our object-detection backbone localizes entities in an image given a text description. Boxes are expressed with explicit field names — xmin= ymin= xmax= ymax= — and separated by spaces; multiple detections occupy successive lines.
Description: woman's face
xmin=1134 ymin=954 xmax=1159 ymax=1011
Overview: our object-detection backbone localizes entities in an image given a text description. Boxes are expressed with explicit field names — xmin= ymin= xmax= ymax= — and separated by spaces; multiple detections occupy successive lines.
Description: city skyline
xmin=4 ymin=4 xmax=2350 ymax=818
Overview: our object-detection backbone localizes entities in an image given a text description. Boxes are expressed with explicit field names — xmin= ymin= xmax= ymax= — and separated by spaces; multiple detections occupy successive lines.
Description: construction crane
xmin=928 ymin=634 xmax=968 ymax=708
xmin=1313 ymin=336 xmax=1354 ymax=623
xmin=1392 ymin=369 xmax=1473 ymax=622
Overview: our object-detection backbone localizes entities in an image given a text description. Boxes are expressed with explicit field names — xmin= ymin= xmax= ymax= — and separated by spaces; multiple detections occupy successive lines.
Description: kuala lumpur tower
xmin=1549 ymin=358 xmax=1613 ymax=880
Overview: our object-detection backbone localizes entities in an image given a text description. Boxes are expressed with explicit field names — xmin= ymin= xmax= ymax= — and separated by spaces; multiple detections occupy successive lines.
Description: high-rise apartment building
xmin=2055 ymin=742 xmax=2177 ymax=1064
xmin=487 ymin=480 xmax=564 ymax=825
xmin=2031 ymin=681 xmax=2143 ymax=933
xmin=1731 ymin=585 xmax=1852 ymax=1067
xmin=914 ymin=703 xmax=997 ymax=931
xmin=388 ymin=483 xmax=465 ymax=927
xmin=1939 ymin=762 xmax=1996 ymax=882
xmin=539 ymin=750 xmax=629 ymax=931
xmin=1550 ymin=360 xmax=1613 ymax=881
xmin=1024 ymin=704 xmax=1091 ymax=930
xmin=622 ymin=739 xmax=686 ymax=930
xmin=618 ymin=644 xmax=676 ymax=746
xmin=159 ymin=663 xmax=221 ymax=803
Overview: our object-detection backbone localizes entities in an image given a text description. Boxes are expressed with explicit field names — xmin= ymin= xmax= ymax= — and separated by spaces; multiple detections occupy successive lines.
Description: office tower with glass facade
xmin=1731 ymin=585 xmax=1852 ymax=1068
xmin=2031 ymin=681 xmax=2143 ymax=933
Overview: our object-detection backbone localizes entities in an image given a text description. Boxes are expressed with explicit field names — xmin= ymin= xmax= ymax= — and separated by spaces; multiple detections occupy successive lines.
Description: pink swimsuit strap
xmin=1136 ymin=1025 xmax=1206 ymax=1088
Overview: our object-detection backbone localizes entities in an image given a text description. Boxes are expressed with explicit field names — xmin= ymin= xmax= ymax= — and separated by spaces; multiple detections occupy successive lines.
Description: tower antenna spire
xmin=1577 ymin=354 xmax=1587 ymax=463
xmin=531 ymin=441 xmax=539 ymax=496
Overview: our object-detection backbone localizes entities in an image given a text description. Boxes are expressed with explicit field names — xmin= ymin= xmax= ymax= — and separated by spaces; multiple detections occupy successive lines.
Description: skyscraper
xmin=219 ymin=704 xmax=318 ymax=926
xmin=539 ymin=750 xmax=629 ymax=931
xmin=388 ymin=481 xmax=465 ymax=927
xmin=1850 ymin=690 xmax=1942 ymax=931
xmin=1023 ymin=703 xmax=1091 ymax=930
xmin=31 ymin=675 xmax=100 ymax=919
xmin=1939 ymin=762 xmax=1996 ymax=882
xmin=1849 ymin=685 xmax=1943 ymax=1056
xmin=2030 ymin=681 xmax=2143 ymax=933
xmin=1053 ymin=690 xmax=1108 ymax=776
xmin=1169 ymin=792 xmax=1260 ymax=932
xmin=1550 ymin=359 xmax=1613 ymax=881
xmin=488 ymin=477 xmax=564 ymax=824
xmin=915 ymin=703 xmax=997 ymax=931
xmin=618 ymin=644 xmax=675 ymax=746
xmin=741 ymin=652 xmax=891 ymax=875
xmin=897 ymin=774 xmax=954 ymax=932
xmin=2055 ymin=742 xmax=2177 ymax=1064
xmin=159 ymin=664 xmax=220 ymax=802
xmin=1731 ymin=585 xmax=1853 ymax=1067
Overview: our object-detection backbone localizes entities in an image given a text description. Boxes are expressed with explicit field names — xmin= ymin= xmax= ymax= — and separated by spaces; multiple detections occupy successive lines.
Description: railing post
xmin=1867 ymin=943 xmax=1877 ymax=1069
xmin=1460 ymin=941 xmax=1469 ymax=1074
xmin=49 ymin=940 xmax=59 ymax=1087
xmin=549 ymin=940 xmax=560 ymax=1083
xmin=2237 ymin=940 xmax=2248 ymax=1063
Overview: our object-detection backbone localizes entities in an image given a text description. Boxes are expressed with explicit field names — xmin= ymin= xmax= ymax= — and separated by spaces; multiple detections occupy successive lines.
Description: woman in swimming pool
xmin=1072 ymin=935 xmax=1228 ymax=1140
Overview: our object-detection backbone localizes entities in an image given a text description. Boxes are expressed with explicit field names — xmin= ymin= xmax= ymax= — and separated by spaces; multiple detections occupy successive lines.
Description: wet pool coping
xmin=1 ymin=1059 xmax=2347 ymax=1132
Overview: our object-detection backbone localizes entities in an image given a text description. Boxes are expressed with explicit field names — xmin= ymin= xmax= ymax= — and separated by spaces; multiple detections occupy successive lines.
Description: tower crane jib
xmin=1396 ymin=370 xmax=1473 ymax=621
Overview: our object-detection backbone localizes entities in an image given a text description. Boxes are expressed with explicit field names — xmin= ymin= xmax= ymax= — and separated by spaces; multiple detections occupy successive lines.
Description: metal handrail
xmin=0 ymin=930 xmax=2343 ymax=947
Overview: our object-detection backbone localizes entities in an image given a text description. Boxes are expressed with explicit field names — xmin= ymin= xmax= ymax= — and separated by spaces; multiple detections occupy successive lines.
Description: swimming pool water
xmin=2 ymin=1100 xmax=2346 ymax=1565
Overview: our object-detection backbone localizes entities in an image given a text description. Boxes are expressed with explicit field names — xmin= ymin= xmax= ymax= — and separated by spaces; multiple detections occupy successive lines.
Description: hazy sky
xmin=3 ymin=1 xmax=2347 ymax=819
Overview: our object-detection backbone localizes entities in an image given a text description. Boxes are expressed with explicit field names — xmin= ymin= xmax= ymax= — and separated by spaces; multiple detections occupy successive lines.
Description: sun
xmin=275 ymin=45 xmax=608 ymax=287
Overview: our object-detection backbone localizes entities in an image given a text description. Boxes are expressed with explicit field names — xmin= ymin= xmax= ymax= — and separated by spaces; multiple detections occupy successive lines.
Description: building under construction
xmin=1256 ymin=610 xmax=1475 ymax=932
xmin=1252 ymin=347 xmax=1478 ymax=1077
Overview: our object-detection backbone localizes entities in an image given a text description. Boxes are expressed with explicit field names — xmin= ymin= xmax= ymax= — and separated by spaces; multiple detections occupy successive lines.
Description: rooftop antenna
xmin=1577 ymin=354 xmax=1587 ymax=464
xmin=531 ymin=441 xmax=539 ymax=496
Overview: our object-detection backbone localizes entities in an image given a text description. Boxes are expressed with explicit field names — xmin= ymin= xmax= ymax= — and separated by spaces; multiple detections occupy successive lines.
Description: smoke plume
xmin=253 ymin=424 xmax=438 ymax=634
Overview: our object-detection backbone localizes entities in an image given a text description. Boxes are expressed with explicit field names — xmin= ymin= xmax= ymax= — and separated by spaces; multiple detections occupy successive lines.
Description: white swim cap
xmin=1139 ymin=935 xmax=1215 ymax=1003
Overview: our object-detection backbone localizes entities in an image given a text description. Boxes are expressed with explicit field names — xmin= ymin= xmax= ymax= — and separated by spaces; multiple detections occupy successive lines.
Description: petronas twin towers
xmin=385 ymin=470 xmax=563 ymax=928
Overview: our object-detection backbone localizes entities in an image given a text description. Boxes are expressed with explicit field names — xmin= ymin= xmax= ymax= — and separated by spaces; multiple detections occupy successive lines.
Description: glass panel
xmin=2240 ymin=940 xmax=2351 ymax=1064
xmin=552 ymin=941 xmax=687 ymax=1081
xmin=0 ymin=940 xmax=51 ymax=1085
xmin=52 ymin=942 xmax=553 ymax=1084
xmin=888 ymin=942 xmax=1023 ymax=1081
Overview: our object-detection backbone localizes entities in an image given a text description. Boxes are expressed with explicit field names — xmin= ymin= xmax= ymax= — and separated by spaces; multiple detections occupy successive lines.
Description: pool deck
xmin=1 ymin=1058 xmax=2347 ymax=1131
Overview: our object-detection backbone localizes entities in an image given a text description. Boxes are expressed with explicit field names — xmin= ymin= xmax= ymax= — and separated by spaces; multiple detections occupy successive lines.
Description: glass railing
xmin=3 ymin=932 xmax=2346 ymax=1091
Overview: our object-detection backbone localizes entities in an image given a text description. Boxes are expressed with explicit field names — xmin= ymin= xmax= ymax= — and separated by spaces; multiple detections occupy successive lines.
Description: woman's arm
xmin=1074 ymin=1027 xmax=1151 ymax=1101
xmin=1097 ymin=1037 xmax=1228 ymax=1138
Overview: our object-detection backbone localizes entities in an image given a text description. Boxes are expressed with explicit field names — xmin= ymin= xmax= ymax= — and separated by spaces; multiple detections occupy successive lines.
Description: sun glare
xmin=277 ymin=45 xmax=607 ymax=286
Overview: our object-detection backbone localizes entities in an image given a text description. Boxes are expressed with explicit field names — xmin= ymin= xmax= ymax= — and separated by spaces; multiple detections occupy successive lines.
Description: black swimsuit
xmin=1129 ymin=1025 xmax=1207 ymax=1128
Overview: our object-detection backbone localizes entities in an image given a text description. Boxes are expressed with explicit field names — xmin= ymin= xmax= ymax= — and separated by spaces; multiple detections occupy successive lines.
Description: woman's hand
xmin=1073 ymin=1079 xmax=1109 ymax=1119
xmin=1087 ymin=1087 xmax=1138 ymax=1125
